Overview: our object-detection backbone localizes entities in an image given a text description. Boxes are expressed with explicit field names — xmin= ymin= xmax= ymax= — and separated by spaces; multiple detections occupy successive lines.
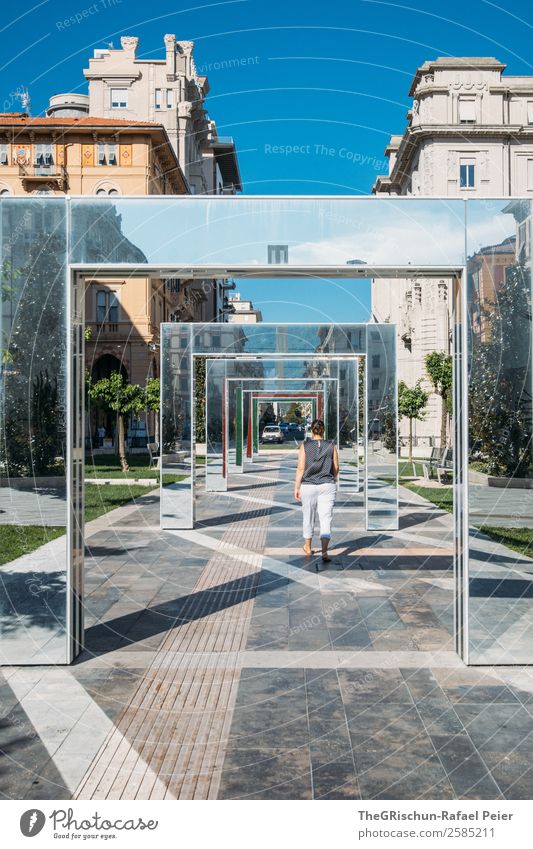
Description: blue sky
xmin=2 ymin=0 xmax=532 ymax=320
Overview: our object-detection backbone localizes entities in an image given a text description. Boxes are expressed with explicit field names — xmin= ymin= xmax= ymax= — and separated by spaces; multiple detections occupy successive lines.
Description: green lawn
xmin=402 ymin=480 xmax=533 ymax=560
xmin=1 ymin=481 xmax=170 ymax=566
xmin=0 ymin=525 xmax=65 ymax=567
xmin=85 ymin=453 xmax=191 ymax=485
xmin=85 ymin=454 xmax=157 ymax=479
xmin=84 ymin=482 xmax=158 ymax=522
xmin=402 ymin=481 xmax=454 ymax=512
xmin=476 ymin=525 xmax=533 ymax=559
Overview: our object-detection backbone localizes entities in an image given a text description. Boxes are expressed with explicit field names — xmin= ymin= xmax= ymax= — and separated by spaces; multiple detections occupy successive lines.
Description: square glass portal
xmin=160 ymin=323 xmax=397 ymax=532
xmin=0 ymin=195 xmax=530 ymax=666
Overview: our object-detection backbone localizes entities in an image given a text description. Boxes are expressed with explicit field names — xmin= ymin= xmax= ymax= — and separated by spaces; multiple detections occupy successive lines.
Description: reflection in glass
xmin=160 ymin=324 xmax=397 ymax=533
xmin=70 ymin=197 xmax=466 ymax=268
xmin=0 ymin=199 xmax=69 ymax=663
xmin=466 ymin=199 xmax=533 ymax=663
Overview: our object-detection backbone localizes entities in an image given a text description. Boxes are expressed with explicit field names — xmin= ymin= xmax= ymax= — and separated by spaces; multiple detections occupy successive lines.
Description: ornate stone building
xmin=84 ymin=34 xmax=241 ymax=195
xmin=372 ymin=57 xmax=533 ymax=445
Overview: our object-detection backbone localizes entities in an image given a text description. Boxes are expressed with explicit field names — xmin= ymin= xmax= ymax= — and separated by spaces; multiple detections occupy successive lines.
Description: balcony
xmin=19 ymin=163 xmax=68 ymax=191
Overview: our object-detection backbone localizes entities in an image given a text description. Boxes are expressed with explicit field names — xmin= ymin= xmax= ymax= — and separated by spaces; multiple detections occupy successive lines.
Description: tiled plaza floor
xmin=1 ymin=452 xmax=533 ymax=800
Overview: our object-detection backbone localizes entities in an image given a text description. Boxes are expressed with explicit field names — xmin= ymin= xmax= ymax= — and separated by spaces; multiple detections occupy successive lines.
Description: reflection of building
xmin=84 ymin=34 xmax=241 ymax=196
xmin=84 ymin=33 xmax=243 ymax=329
xmin=226 ymin=293 xmax=262 ymax=323
xmin=468 ymin=236 xmax=516 ymax=339
xmin=372 ymin=56 xmax=533 ymax=445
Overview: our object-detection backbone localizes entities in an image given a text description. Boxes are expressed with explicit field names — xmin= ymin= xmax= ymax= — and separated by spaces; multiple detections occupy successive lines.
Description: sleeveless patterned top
xmin=301 ymin=439 xmax=335 ymax=485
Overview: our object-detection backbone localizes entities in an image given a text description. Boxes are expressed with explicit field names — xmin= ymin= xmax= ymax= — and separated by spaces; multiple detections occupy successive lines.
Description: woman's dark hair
xmin=311 ymin=418 xmax=325 ymax=436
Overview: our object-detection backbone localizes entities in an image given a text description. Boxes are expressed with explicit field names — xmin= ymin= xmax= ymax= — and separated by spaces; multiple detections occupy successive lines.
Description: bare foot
xmin=303 ymin=543 xmax=312 ymax=556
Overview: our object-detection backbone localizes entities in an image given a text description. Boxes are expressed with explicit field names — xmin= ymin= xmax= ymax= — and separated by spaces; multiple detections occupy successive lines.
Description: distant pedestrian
xmin=294 ymin=419 xmax=339 ymax=562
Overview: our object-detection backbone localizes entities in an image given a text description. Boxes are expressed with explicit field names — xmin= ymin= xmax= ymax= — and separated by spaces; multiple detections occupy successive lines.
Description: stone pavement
xmin=1 ymin=452 xmax=533 ymax=800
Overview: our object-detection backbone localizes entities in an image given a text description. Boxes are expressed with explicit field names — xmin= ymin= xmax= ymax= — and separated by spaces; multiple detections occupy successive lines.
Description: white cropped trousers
xmin=300 ymin=482 xmax=337 ymax=540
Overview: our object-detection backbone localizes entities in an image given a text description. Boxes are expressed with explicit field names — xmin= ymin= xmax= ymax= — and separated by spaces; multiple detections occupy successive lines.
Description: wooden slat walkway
xmin=74 ymin=474 xmax=276 ymax=800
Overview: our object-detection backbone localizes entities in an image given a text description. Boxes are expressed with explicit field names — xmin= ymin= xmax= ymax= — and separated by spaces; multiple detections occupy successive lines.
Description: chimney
xmin=120 ymin=36 xmax=138 ymax=57
xmin=165 ymin=34 xmax=177 ymax=80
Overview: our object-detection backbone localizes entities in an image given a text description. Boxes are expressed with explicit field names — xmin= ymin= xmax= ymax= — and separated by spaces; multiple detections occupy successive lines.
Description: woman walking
xmin=294 ymin=419 xmax=339 ymax=562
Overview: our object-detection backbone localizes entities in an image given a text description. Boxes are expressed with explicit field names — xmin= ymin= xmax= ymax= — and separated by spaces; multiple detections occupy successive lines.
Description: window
xmin=155 ymin=89 xmax=173 ymax=110
xmin=96 ymin=186 xmax=120 ymax=196
xmin=459 ymin=159 xmax=476 ymax=189
xmin=111 ymin=88 xmax=128 ymax=108
xmin=527 ymin=101 xmax=533 ymax=125
xmin=528 ymin=159 xmax=533 ymax=191
xmin=97 ymin=143 xmax=117 ymax=166
xmin=518 ymin=220 xmax=530 ymax=257
xmin=0 ymin=144 xmax=7 ymax=165
xmin=96 ymin=290 xmax=119 ymax=323
xmin=371 ymin=377 xmax=380 ymax=390
xmin=34 ymin=143 xmax=53 ymax=167
xmin=372 ymin=354 xmax=381 ymax=369
xmin=267 ymin=244 xmax=289 ymax=263
xmin=458 ymin=97 xmax=476 ymax=124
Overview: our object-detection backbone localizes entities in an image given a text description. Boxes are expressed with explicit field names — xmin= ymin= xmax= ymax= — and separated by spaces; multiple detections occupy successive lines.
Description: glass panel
xmin=160 ymin=324 xmax=193 ymax=529
xmin=366 ymin=324 xmax=398 ymax=530
xmin=466 ymin=199 xmax=533 ymax=663
xmin=161 ymin=329 xmax=396 ymax=533
xmin=205 ymin=358 xmax=227 ymax=492
xmin=0 ymin=198 xmax=69 ymax=663
xmin=70 ymin=197 xmax=466 ymax=268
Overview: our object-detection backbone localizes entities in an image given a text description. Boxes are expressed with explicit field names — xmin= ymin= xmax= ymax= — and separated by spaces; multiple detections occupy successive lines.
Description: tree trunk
xmin=408 ymin=417 xmax=413 ymax=462
xmin=117 ymin=414 xmax=129 ymax=472
xmin=154 ymin=410 xmax=160 ymax=448
xmin=440 ymin=392 xmax=447 ymax=448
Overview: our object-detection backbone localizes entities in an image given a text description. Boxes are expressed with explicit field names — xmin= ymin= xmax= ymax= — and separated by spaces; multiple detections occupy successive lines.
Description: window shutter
xmin=56 ymin=144 xmax=65 ymax=166
xmin=458 ymin=98 xmax=476 ymax=123
xmin=82 ymin=144 xmax=94 ymax=167
xmin=120 ymin=143 xmax=132 ymax=166
xmin=527 ymin=159 xmax=533 ymax=191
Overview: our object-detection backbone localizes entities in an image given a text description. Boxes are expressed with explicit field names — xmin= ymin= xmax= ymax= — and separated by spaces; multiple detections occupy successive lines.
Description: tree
xmin=145 ymin=377 xmax=160 ymax=446
xmin=398 ymin=381 xmax=429 ymax=461
xmin=194 ymin=357 xmax=206 ymax=443
xmin=1 ymin=229 xmax=66 ymax=478
xmin=285 ymin=402 xmax=302 ymax=423
xmin=469 ymin=257 xmax=532 ymax=477
xmin=425 ymin=351 xmax=453 ymax=448
xmin=259 ymin=403 xmax=276 ymax=430
xmin=89 ymin=373 xmax=146 ymax=472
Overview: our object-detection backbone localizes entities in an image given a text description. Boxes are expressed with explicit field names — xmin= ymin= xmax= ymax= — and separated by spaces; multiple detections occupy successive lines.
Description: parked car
xmin=261 ymin=425 xmax=284 ymax=444
xmin=279 ymin=422 xmax=290 ymax=432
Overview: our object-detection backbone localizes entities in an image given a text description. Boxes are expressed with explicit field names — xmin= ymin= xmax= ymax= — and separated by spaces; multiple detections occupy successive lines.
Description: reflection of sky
xmin=233 ymin=276 xmax=370 ymax=322
xmin=465 ymin=200 xmax=517 ymax=256
xmin=113 ymin=197 xmax=468 ymax=266
xmin=77 ymin=198 xmax=519 ymax=322
xmin=74 ymin=197 xmax=521 ymax=268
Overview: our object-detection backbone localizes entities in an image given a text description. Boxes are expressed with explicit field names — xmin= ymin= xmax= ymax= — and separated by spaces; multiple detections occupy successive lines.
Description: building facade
xmin=372 ymin=56 xmax=533 ymax=446
xmin=0 ymin=112 xmax=191 ymax=448
xmin=84 ymin=34 xmax=241 ymax=195
xmin=226 ymin=292 xmax=263 ymax=323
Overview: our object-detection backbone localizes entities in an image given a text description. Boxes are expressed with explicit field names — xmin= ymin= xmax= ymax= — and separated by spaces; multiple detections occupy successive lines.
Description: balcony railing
xmin=19 ymin=163 xmax=68 ymax=190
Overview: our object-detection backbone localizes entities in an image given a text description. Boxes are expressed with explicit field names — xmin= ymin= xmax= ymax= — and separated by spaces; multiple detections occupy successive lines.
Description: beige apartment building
xmin=226 ymin=292 xmax=263 ymax=323
xmin=372 ymin=56 xmax=533 ymax=446
xmin=0 ymin=110 xmax=191 ymax=447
